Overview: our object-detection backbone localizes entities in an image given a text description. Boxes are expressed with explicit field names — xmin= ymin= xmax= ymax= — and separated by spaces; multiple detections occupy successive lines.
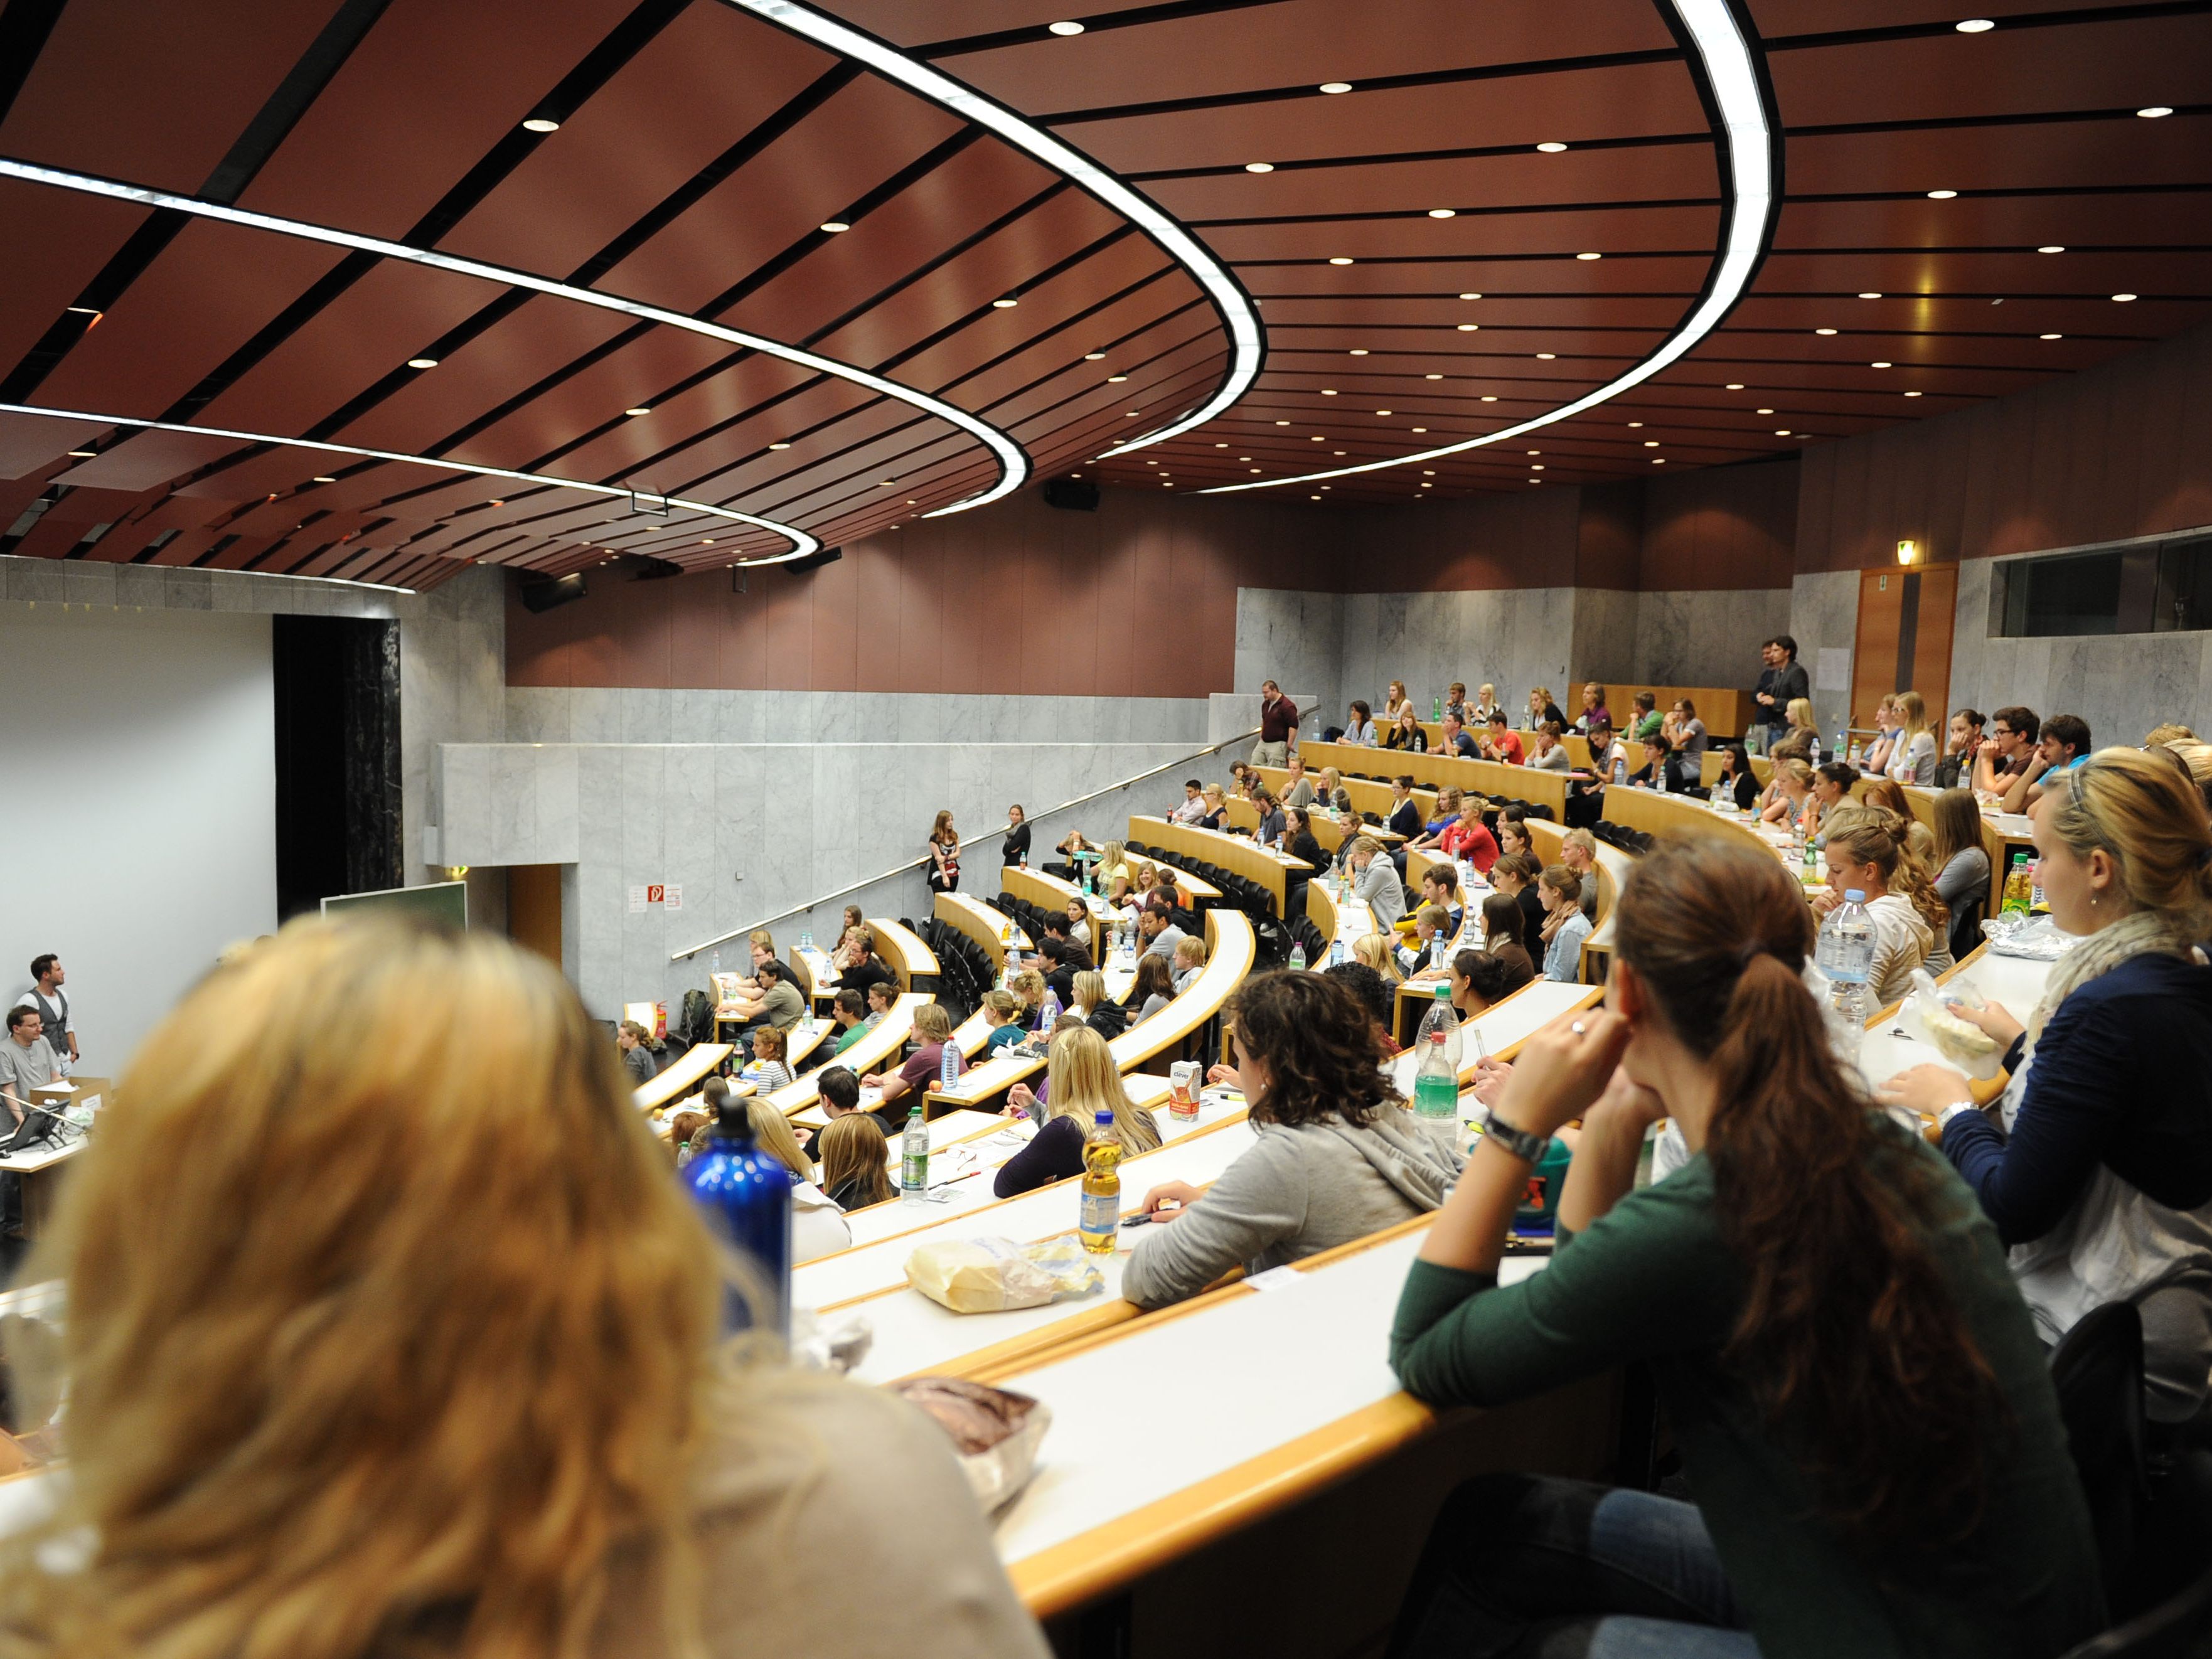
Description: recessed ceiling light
xmin=1725 ymin=382 xmax=1745 ymax=390
xmin=767 ymin=442 xmax=791 ymax=451
xmin=1310 ymin=494 xmax=1322 ymax=500
xmin=1321 ymin=388 xmax=1338 ymax=395
xmin=1328 ymin=256 xmax=1354 ymax=265
xmin=1628 ymin=421 xmax=1643 ymax=427
xmin=877 ymin=479 xmax=896 ymax=486
xmin=1531 ymin=464 xmax=1545 ymax=471
xmin=820 ymin=220 xmax=850 ymax=233
xmin=1757 ymin=407 xmax=1775 ymax=414
xmin=1047 ymin=19 xmax=1084 ymax=35
xmin=1526 ymin=449 xmax=1540 ymax=455
xmin=1955 ymin=18 xmax=1995 ymax=31
xmin=1643 ymin=440 xmax=1659 ymax=447
xmin=312 ymin=474 xmax=337 ymax=483
xmin=1374 ymin=408 xmax=1392 ymax=415
xmin=1244 ymin=163 xmax=1276 ymax=176
xmin=624 ymin=406 xmax=652 ymax=416
xmin=702 ymin=538 xmax=716 ymax=545
xmin=1458 ymin=292 xmax=1481 ymax=301
xmin=1926 ymin=189 xmax=1958 ymax=200
xmin=1869 ymin=361 xmax=1891 ymax=369
xmin=65 ymin=449 xmax=95 ymax=458
xmin=1455 ymin=323 xmax=1478 ymax=331
xmin=992 ymin=296 xmax=1019 ymax=308
xmin=2040 ymin=332 xmax=2063 ymax=339
xmin=1424 ymin=373 xmax=1443 ymax=380
xmin=1318 ymin=81 xmax=1353 ymax=93
xmin=1575 ymin=251 xmax=1602 ymax=260
xmin=1411 ymin=426 xmax=1427 ymax=432
xmin=406 ymin=357 xmax=438 ymax=369
xmin=1333 ymin=450 xmax=1346 ymax=454
xmin=1107 ymin=374 xmax=1128 ymax=382
xmin=1349 ymin=348 xmax=1369 ymax=355
xmin=1249 ymin=467 xmax=1262 ymax=473
xmin=1536 ymin=352 xmax=1556 ymax=360
xmin=1858 ymin=291 xmax=1882 ymax=299
xmin=1239 ymin=456 xmax=1252 ymax=461
xmin=1423 ymin=469 xmax=1437 ymax=475
xmin=1084 ymin=351 xmax=1106 ymax=360
xmin=1905 ymin=390 xmax=1923 ymax=397
xmin=1774 ymin=429 xmax=1791 ymax=435
xmin=1214 ymin=442 xmax=1228 ymax=447
xmin=1815 ymin=327 xmax=1837 ymax=335
xmin=1275 ymin=419 xmax=1290 ymax=425
xmin=1536 ymin=141 xmax=1568 ymax=153
xmin=1480 ymin=395 xmax=1498 ymax=402
xmin=521 ymin=117 xmax=561 ymax=133
xmin=2113 ymin=292 xmax=2139 ymax=302
xmin=1420 ymin=481 xmax=1433 ymax=487
xmin=1428 ymin=208 xmax=1456 ymax=219
xmin=2139 ymin=106 xmax=2174 ymax=118
xmin=1652 ymin=457 xmax=1666 ymax=464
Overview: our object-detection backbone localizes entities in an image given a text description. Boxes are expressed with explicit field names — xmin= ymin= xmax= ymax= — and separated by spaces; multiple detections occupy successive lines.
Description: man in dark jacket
xmin=1751 ymin=634 xmax=1810 ymax=745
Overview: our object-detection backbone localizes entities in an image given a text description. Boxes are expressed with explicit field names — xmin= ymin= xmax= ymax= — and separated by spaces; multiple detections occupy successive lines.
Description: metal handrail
xmin=668 ymin=726 xmax=1261 ymax=962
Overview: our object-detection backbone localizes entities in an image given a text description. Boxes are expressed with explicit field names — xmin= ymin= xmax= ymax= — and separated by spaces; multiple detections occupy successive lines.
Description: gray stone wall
xmin=505 ymin=686 xmax=1206 ymax=747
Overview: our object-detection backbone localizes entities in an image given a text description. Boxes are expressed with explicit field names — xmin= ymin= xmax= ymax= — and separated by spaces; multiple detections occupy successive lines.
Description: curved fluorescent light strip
xmin=1199 ymin=0 xmax=1774 ymax=497
xmin=725 ymin=0 xmax=1263 ymax=460
xmin=0 ymin=158 xmax=1024 ymax=518
xmin=0 ymin=400 xmax=821 ymax=576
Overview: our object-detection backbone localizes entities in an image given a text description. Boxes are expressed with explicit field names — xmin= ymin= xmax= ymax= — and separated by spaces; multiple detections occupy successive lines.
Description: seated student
xmin=1479 ymin=892 xmax=1536 ymax=993
xmin=668 ymin=1107 xmax=712 ymax=1166
xmin=1035 ymin=936 xmax=1079 ymax=1010
xmin=1387 ymin=707 xmax=1430 ymax=752
xmin=1386 ymin=776 xmax=1424 ymax=841
xmin=1324 ymin=959 xmax=1402 ymax=1056
xmin=1138 ymin=898 xmax=1190 ymax=964
xmin=1281 ymin=754 xmax=1318 ymax=809
xmin=1477 ymin=710 xmax=1524 ymax=765
xmin=1472 ymin=683 xmax=1502 ymax=725
xmin=996 ymin=1028 xmax=1162 ymax=1198
xmin=1354 ymin=931 xmax=1406 ymax=989
xmin=1195 ymin=783 xmax=1229 ymax=831
xmin=1437 ymin=797 xmax=1501 ymax=876
xmin=1400 ymin=904 xmax=1455 ymax=978
xmin=1071 ymin=969 xmax=1127 ymax=1042
xmin=725 ymin=1087 xmax=849 ymax=1263
xmin=1254 ymin=788 xmax=1286 ymax=847
xmin=1170 ymin=778 xmax=1209 ymax=824
xmin=6 ymin=920 xmax=1047 ymax=1659
xmin=1007 ymin=968 xmax=1047 ymax=1032
xmin=1348 ymin=836 xmax=1408 ymax=929
xmin=1042 ymin=826 xmax=1096 ymax=883
xmin=796 ymin=1063 xmax=884 ymax=1163
xmin=1627 ymin=689 xmax=1662 ymax=741
xmin=1573 ymin=682 xmax=1611 ymax=734
xmin=1807 ymin=760 xmax=1859 ymax=845
xmin=1559 ymin=828 xmax=1602 ymax=924
xmin=1527 ymin=685 xmax=1569 ymax=730
xmin=1283 ymin=804 xmax=1327 ymax=870
xmin=1494 ymin=814 xmax=1534 ymax=863
xmin=1491 ymin=851 xmax=1546 ymax=954
xmin=1387 ymin=840 xmax=2102 ymax=1659
xmin=1437 ymin=712 xmax=1480 ymax=759
xmin=1418 ymin=863 xmax=1466 ymax=936
xmin=1810 ymin=810 xmax=1938 ymax=1002
xmin=1940 ymin=707 xmax=1987 ymax=790
xmin=1172 ymin=934 xmax=1208 ymax=993
xmin=1407 ymin=787 xmax=1465 ymax=854
xmin=1881 ymin=749 xmax=2212 ymax=1425
xmin=1927 ymin=787 xmax=1992 ymax=959
xmin=1566 ymin=720 xmax=1620 ymax=829
xmin=722 ymin=956 xmax=806 ymax=1048
xmin=738 ymin=1024 xmax=795 ymax=1095
xmin=1709 ymin=741 xmax=1759 ymax=811
xmin=1345 ymin=699 xmax=1379 ymax=747
xmin=713 ymin=929 xmax=778 ymax=1005
xmin=1123 ymin=973 xmax=1463 ymax=1308
xmin=1527 ymin=721 xmax=1573 ymax=773
xmin=1096 ymin=839 xmax=1131 ymax=892
xmin=1446 ymin=949 xmax=1515 ymax=1022
xmin=826 ymin=988 xmax=871 ymax=1055
xmin=826 ymin=925 xmax=894 ymax=998
xmin=1760 ymin=757 xmax=1816 ymax=832
xmin=872 ymin=1002 xmax=959 ymax=1113
xmin=980 ymin=989 xmax=1029 ymax=1056
xmin=1999 ymin=712 xmax=2094 ymax=815
xmin=1662 ymin=697 xmax=1709 ymax=761
xmin=1062 ymin=898 xmax=1093 ymax=952
xmin=1972 ymin=704 xmax=2041 ymax=799
xmin=1537 ymin=866 xmax=1593 ymax=982
xmin=861 ymin=976 xmax=899 ymax=1036
xmin=617 ymin=1020 xmax=660 ymax=1085
xmin=1131 ymin=952 xmax=1177 ymax=1022
xmin=1444 ymin=681 xmax=1470 ymax=724
xmin=1625 ymin=731 xmax=1677 ymax=791
xmin=818 ymin=1111 xmax=897 ymax=1212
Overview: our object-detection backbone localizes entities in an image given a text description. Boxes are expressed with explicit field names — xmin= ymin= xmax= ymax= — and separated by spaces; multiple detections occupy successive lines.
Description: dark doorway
xmin=273 ymin=615 xmax=402 ymax=920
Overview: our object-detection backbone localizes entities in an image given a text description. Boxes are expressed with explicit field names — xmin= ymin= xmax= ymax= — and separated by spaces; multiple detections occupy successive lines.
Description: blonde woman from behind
xmin=0 ymin=919 xmax=1045 ymax=1659
xmin=997 ymin=1026 xmax=1162 ymax=1198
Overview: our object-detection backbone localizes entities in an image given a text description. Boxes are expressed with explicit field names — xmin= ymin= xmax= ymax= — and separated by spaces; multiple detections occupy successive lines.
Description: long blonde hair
xmin=745 ymin=1094 xmax=813 ymax=1181
xmin=0 ymin=919 xmax=725 ymax=1659
xmin=1894 ymin=690 xmax=1931 ymax=748
xmin=1042 ymin=1027 xmax=1159 ymax=1156
xmin=1071 ymin=969 xmax=1107 ymax=1013
xmin=818 ymin=1114 xmax=894 ymax=1208
xmin=1354 ymin=931 xmax=1403 ymax=984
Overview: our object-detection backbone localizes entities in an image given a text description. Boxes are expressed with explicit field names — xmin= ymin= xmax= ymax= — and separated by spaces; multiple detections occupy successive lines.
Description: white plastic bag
xmin=905 ymin=1234 xmax=1103 ymax=1313
xmin=1906 ymin=968 xmax=2006 ymax=1079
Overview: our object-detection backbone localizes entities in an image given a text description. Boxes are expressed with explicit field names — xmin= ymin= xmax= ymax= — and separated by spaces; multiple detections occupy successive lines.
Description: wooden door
xmin=1851 ymin=564 xmax=1955 ymax=730
xmin=508 ymin=863 xmax=564 ymax=966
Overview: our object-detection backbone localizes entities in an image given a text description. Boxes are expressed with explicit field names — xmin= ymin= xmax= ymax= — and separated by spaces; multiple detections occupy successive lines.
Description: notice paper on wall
xmin=628 ymin=886 xmax=648 ymax=914
xmin=663 ymin=885 xmax=683 ymax=911
xmin=1815 ymin=647 xmax=1852 ymax=692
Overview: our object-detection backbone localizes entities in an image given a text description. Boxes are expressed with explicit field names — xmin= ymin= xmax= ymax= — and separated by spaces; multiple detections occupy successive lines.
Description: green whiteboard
xmin=321 ymin=880 xmax=468 ymax=931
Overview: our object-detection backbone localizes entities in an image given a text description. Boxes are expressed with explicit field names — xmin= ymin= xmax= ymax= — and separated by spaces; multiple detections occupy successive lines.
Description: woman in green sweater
xmin=1386 ymin=840 xmax=2102 ymax=1659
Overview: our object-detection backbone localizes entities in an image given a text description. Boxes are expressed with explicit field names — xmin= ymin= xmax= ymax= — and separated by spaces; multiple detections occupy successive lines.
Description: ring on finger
xmin=1570 ymin=1020 xmax=1587 ymax=1036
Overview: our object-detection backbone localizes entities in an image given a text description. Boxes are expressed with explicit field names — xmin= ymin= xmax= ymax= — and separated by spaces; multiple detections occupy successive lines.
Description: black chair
xmin=2052 ymin=1302 xmax=2151 ymax=1606
xmin=2063 ymin=1444 xmax=2212 ymax=1653
xmin=1949 ymin=890 xmax=1987 ymax=963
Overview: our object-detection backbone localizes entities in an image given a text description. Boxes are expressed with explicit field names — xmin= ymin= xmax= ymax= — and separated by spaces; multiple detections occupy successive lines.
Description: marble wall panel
xmin=1632 ymin=589 xmax=1791 ymax=691
xmin=1789 ymin=569 xmax=1862 ymax=735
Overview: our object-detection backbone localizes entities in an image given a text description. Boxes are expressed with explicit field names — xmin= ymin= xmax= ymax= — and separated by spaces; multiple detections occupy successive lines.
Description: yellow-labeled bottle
xmin=1079 ymin=1109 xmax=1123 ymax=1254
xmin=2002 ymin=852 xmax=2033 ymax=915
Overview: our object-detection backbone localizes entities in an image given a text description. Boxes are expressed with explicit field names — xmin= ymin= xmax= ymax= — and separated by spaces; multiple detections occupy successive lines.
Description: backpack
xmin=678 ymin=988 xmax=714 ymax=1047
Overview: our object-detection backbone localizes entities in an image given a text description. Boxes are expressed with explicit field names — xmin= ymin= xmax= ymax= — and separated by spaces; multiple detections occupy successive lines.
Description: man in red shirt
xmin=1254 ymin=680 xmax=1300 ymax=767
xmin=1436 ymin=796 xmax=1500 ymax=874
xmin=1479 ymin=711 xmax=1525 ymax=765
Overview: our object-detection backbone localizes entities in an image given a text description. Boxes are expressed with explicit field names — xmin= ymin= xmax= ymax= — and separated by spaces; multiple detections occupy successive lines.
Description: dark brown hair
xmin=1227 ymin=972 xmax=1400 ymax=1128
xmin=1613 ymin=840 xmax=2008 ymax=1540
xmin=1130 ymin=952 xmax=1175 ymax=1005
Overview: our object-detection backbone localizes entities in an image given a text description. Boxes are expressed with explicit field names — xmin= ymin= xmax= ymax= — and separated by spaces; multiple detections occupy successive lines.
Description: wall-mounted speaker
xmin=1043 ymin=479 xmax=1099 ymax=512
xmin=517 ymin=572 xmax=587 ymax=613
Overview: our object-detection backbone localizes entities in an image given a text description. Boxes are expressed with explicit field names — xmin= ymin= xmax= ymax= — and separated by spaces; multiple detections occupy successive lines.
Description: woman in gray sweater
xmin=1123 ymin=973 xmax=1463 ymax=1308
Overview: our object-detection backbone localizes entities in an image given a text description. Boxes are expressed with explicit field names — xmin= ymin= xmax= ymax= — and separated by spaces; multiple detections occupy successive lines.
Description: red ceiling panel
xmin=0 ymin=182 xmax=151 ymax=370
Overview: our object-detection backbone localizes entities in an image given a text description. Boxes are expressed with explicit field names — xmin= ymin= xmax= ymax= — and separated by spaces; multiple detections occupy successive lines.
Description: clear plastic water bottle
xmin=1612 ymin=749 xmax=1628 ymax=786
xmin=1413 ymin=985 xmax=1461 ymax=1119
xmin=710 ymin=947 xmax=721 ymax=979
xmin=1458 ymin=1022 xmax=1488 ymax=1127
xmin=940 ymin=1039 xmax=963 ymax=1091
xmin=900 ymin=1102 xmax=929 ymax=1204
xmin=1816 ymin=890 xmax=1876 ymax=1026
xmin=1835 ymin=727 xmax=1849 ymax=765
xmin=1289 ymin=940 xmax=1308 ymax=972
xmin=1329 ymin=935 xmax=1345 ymax=968
xmin=1041 ymin=988 xmax=1062 ymax=1026
xmin=801 ymin=930 xmax=813 ymax=954
xmin=1809 ymin=733 xmax=1822 ymax=768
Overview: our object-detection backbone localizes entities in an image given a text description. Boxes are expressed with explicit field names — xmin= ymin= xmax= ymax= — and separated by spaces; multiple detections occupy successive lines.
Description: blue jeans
xmin=1389 ymin=1475 xmax=1760 ymax=1659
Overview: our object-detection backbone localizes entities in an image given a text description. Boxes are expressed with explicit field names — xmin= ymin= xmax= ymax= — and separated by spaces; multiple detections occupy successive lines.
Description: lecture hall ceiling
xmin=0 ymin=0 xmax=2203 ymax=589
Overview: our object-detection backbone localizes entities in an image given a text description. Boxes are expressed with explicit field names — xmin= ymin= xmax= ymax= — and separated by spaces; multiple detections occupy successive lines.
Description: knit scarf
xmin=2021 ymin=907 xmax=2193 ymax=1067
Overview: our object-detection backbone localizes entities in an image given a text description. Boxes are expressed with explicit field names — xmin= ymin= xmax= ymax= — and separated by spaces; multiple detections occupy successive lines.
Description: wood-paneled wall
xmin=1633 ymin=459 xmax=1800 ymax=591
xmin=1797 ymin=321 xmax=2212 ymax=572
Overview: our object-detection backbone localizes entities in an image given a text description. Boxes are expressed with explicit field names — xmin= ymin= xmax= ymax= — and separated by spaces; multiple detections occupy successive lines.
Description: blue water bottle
xmin=683 ymin=1080 xmax=791 ymax=1338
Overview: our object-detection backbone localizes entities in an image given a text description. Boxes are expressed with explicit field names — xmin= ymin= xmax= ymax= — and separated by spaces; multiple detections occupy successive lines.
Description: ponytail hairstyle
xmin=1613 ymin=842 xmax=2008 ymax=1541
xmin=1828 ymin=810 xmax=1948 ymax=939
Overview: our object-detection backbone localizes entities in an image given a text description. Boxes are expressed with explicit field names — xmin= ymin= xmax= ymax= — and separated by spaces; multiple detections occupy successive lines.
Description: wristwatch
xmin=1480 ymin=1110 xmax=1550 ymax=1164
xmin=1937 ymin=1101 xmax=1979 ymax=1131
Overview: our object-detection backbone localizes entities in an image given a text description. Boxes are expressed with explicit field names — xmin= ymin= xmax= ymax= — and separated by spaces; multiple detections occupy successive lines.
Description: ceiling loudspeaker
xmin=1043 ymin=479 xmax=1099 ymax=512
xmin=518 ymin=572 xmax=587 ymax=614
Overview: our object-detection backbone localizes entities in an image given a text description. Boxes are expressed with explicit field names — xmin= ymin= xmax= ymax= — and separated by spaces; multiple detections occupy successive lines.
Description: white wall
xmin=0 ymin=605 xmax=276 ymax=1070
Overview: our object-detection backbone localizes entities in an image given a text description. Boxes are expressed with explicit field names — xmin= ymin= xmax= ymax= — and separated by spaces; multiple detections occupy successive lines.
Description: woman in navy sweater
xmin=1882 ymin=747 xmax=2212 ymax=1424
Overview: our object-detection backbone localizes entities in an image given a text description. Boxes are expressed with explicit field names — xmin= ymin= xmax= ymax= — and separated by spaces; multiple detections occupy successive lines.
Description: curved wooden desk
xmin=1600 ymin=784 xmax=1780 ymax=861
xmin=1255 ymin=765 xmax=1436 ymax=828
xmin=633 ymin=1042 xmax=731 ymax=1112
xmin=765 ymin=993 xmax=929 ymax=1118
xmin=1304 ymin=740 xmax=1571 ymax=822
xmin=1129 ymin=816 xmax=1308 ymax=916
xmin=936 ymin=891 xmax=1029 ymax=968
xmin=869 ymin=917 xmax=940 ymax=992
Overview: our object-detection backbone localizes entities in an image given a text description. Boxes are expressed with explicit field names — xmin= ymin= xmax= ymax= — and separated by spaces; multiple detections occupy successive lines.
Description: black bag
xmin=678 ymin=988 xmax=714 ymax=1047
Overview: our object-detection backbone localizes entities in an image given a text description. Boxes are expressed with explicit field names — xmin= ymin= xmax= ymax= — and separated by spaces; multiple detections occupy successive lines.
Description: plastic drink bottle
xmin=900 ymin=1102 xmax=929 ymax=1205
xmin=1433 ymin=695 xmax=1442 ymax=720
xmin=1079 ymin=1111 xmax=1123 ymax=1254
xmin=2001 ymin=852 xmax=2033 ymax=915
xmin=939 ymin=1040 xmax=963 ymax=1091
xmin=1612 ymin=750 xmax=1628 ymax=786
xmin=1289 ymin=941 xmax=1308 ymax=971
xmin=1801 ymin=837 xmax=1821 ymax=893
xmin=1041 ymin=988 xmax=1061 ymax=1026
xmin=2029 ymin=858 xmax=2044 ymax=910
xmin=1809 ymin=734 xmax=1822 ymax=768
xmin=1816 ymin=890 xmax=1876 ymax=1026
xmin=683 ymin=1094 xmax=792 ymax=1336
xmin=801 ymin=931 xmax=813 ymax=954
xmin=1413 ymin=984 xmax=1461 ymax=1120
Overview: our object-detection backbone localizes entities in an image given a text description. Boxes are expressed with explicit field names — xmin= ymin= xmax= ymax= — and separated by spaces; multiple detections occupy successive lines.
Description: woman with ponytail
xmin=1386 ymin=840 xmax=2100 ymax=1659
xmin=1810 ymin=808 xmax=1940 ymax=998
xmin=1881 ymin=747 xmax=2212 ymax=1424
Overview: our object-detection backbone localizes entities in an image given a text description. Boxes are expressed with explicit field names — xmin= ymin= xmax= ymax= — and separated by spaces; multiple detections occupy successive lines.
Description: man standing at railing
xmin=1254 ymin=680 xmax=1299 ymax=767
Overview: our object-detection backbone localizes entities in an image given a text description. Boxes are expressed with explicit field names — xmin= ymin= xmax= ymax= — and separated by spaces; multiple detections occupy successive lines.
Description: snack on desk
xmin=889 ymin=1377 xmax=1052 ymax=1512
